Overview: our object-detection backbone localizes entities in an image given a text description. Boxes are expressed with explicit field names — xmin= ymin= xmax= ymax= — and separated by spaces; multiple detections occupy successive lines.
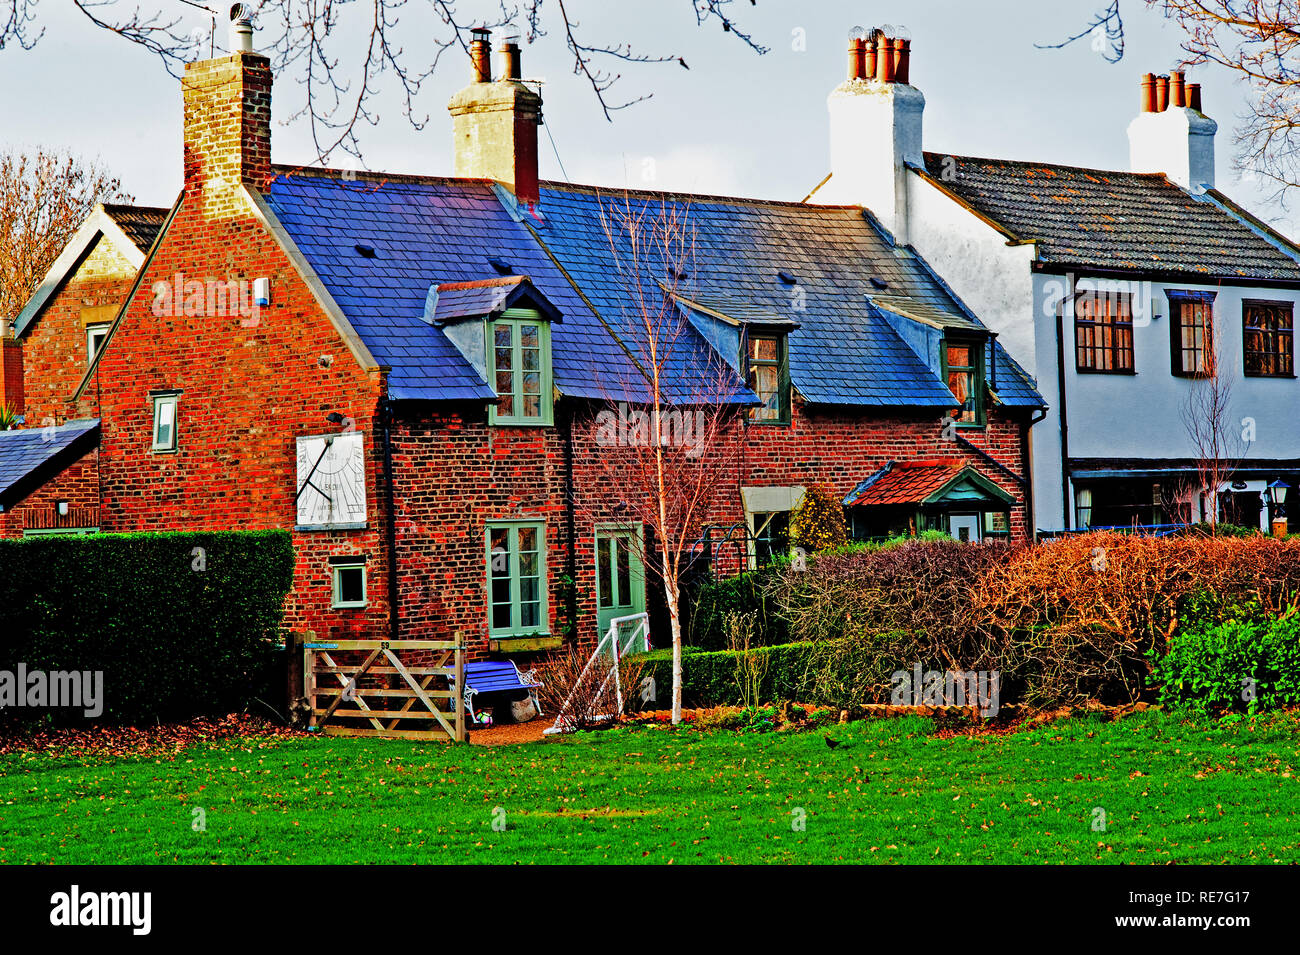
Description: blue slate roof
xmin=263 ymin=168 xmax=1043 ymax=411
xmin=534 ymin=182 xmax=1044 ymax=409
xmin=265 ymin=170 xmax=648 ymax=403
xmin=0 ymin=419 xmax=100 ymax=509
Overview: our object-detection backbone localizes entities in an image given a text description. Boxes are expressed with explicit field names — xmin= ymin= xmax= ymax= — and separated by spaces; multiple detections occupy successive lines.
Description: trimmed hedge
xmin=686 ymin=568 xmax=788 ymax=650
xmin=635 ymin=643 xmax=818 ymax=708
xmin=0 ymin=530 xmax=294 ymax=724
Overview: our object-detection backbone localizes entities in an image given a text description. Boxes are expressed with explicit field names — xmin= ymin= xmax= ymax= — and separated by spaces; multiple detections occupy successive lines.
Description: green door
xmin=595 ymin=528 xmax=646 ymax=642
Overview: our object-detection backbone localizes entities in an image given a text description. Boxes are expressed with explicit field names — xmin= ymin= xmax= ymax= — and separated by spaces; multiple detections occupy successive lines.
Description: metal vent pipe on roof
xmin=229 ymin=3 xmax=254 ymax=53
xmin=500 ymin=39 xmax=522 ymax=80
xmin=470 ymin=28 xmax=492 ymax=82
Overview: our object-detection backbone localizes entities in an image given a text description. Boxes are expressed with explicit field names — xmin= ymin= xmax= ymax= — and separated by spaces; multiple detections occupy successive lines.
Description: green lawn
xmin=1 ymin=710 xmax=1297 ymax=864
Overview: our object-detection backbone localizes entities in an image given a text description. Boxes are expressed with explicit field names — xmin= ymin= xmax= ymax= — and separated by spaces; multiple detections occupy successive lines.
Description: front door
xmin=595 ymin=527 xmax=646 ymax=644
xmin=949 ymin=513 xmax=981 ymax=543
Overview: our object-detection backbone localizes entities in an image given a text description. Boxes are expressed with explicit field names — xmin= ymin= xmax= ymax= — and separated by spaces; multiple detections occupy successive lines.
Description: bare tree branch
xmin=6 ymin=0 xmax=767 ymax=164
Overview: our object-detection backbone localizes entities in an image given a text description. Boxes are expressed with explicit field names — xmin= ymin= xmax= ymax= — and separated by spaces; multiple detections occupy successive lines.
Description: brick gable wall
xmin=80 ymin=188 xmax=389 ymax=641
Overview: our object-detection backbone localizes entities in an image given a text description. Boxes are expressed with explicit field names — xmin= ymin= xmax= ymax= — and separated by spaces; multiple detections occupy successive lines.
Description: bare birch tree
xmin=1180 ymin=315 xmax=1248 ymax=530
xmin=588 ymin=194 xmax=746 ymax=724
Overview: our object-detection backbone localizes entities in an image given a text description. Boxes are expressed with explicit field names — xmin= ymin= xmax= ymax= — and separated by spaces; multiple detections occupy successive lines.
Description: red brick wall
xmin=0 ymin=338 xmax=23 ymax=415
xmin=21 ymin=235 xmax=138 ymax=427
xmin=80 ymin=186 xmax=389 ymax=643
xmin=0 ymin=449 xmax=100 ymax=537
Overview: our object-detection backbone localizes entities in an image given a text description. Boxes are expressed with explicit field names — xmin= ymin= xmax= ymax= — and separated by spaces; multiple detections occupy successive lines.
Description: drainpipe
xmin=1054 ymin=279 xmax=1074 ymax=530
xmin=561 ymin=402 xmax=579 ymax=639
xmin=380 ymin=389 xmax=400 ymax=642
xmin=1026 ymin=407 xmax=1048 ymax=543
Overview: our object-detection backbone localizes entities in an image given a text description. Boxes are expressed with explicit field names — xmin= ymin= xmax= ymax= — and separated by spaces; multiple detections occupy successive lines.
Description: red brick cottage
xmin=0 ymin=203 xmax=166 ymax=536
xmin=2 ymin=16 xmax=1043 ymax=659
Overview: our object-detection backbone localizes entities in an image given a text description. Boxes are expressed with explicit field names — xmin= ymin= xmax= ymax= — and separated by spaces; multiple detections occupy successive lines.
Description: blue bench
xmin=448 ymin=660 xmax=543 ymax=723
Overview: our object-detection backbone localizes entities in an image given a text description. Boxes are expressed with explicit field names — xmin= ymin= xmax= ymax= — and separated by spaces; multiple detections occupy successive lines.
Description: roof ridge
xmin=539 ymin=179 xmax=864 ymax=212
xmin=923 ymin=150 xmax=1171 ymax=182
xmin=268 ymin=165 xmax=497 ymax=188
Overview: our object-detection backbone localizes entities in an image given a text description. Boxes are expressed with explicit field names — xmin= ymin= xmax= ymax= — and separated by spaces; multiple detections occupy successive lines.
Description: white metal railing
xmin=543 ymin=612 xmax=650 ymax=735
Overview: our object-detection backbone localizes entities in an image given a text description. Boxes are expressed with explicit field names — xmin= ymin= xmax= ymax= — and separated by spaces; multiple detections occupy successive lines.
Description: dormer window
xmin=943 ymin=339 xmax=984 ymax=426
xmin=746 ymin=331 xmax=790 ymax=424
xmin=489 ymin=308 xmax=553 ymax=425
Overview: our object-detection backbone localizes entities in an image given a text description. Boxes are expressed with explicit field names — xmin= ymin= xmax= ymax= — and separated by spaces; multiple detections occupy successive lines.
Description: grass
xmin=1 ymin=710 xmax=1298 ymax=864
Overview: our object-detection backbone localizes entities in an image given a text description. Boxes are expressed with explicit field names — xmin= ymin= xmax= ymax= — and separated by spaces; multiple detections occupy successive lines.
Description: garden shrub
xmin=755 ymin=532 xmax=1300 ymax=709
xmin=790 ymin=484 xmax=848 ymax=554
xmin=1151 ymin=608 xmax=1300 ymax=715
xmin=0 ymin=530 xmax=294 ymax=725
xmin=974 ymin=533 xmax=1300 ymax=705
xmin=686 ymin=567 xmax=788 ymax=650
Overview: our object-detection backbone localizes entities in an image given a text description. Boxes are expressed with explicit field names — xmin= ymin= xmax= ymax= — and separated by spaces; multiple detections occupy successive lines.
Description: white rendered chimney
xmin=820 ymin=29 xmax=923 ymax=244
xmin=1128 ymin=71 xmax=1216 ymax=192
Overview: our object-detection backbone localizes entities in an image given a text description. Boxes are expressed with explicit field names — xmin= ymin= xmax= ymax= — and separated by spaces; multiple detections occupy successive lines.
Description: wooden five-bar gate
xmin=303 ymin=637 xmax=466 ymax=741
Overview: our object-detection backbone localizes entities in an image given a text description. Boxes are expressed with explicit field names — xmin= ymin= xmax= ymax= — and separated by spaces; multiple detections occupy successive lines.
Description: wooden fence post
xmin=303 ymin=629 xmax=316 ymax=728
xmin=453 ymin=631 xmax=466 ymax=742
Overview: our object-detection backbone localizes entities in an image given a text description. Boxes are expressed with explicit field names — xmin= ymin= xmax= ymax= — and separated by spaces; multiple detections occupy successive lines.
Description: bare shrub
xmin=536 ymin=649 xmax=647 ymax=732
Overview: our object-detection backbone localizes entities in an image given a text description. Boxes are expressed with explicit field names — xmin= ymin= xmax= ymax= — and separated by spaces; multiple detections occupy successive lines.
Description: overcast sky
xmin=2 ymin=0 xmax=1294 ymax=232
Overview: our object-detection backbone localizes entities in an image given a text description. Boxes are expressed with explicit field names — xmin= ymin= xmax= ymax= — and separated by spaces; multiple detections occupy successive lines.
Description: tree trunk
xmin=663 ymin=566 xmax=682 ymax=724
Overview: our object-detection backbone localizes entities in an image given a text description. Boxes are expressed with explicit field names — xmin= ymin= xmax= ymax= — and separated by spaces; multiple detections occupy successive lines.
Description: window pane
xmin=750 ymin=336 xmax=778 ymax=362
xmin=337 ymin=567 xmax=364 ymax=603
xmin=616 ymin=537 xmax=631 ymax=607
xmin=598 ymin=539 xmax=613 ymax=608
xmin=520 ymin=324 xmax=540 ymax=350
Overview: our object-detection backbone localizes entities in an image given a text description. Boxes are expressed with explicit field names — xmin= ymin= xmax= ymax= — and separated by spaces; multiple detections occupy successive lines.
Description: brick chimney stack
xmin=1128 ymin=69 xmax=1216 ymax=192
xmin=183 ymin=4 xmax=273 ymax=208
xmin=0 ymin=320 xmax=24 ymax=417
xmin=448 ymin=30 xmax=542 ymax=208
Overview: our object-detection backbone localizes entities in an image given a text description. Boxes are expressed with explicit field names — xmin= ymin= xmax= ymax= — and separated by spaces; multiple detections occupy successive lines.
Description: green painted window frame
xmin=485 ymin=520 xmax=549 ymax=637
xmin=744 ymin=330 xmax=791 ymax=425
xmin=941 ymin=337 xmax=986 ymax=428
xmin=487 ymin=309 xmax=554 ymax=426
xmin=151 ymin=392 xmax=180 ymax=452
xmin=331 ymin=560 xmax=368 ymax=609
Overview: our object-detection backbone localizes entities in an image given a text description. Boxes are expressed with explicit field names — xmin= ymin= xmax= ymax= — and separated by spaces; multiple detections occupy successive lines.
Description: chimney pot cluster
xmin=1142 ymin=70 xmax=1202 ymax=113
xmin=848 ymin=30 xmax=911 ymax=84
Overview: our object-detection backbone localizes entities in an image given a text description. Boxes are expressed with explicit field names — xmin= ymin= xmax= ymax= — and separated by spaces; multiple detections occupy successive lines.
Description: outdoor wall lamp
xmin=56 ymin=500 xmax=69 ymax=517
xmin=1268 ymin=479 xmax=1290 ymax=537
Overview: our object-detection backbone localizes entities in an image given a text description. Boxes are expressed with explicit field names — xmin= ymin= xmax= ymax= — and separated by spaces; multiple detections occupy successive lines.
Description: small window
xmin=1170 ymin=294 xmax=1214 ymax=376
xmin=745 ymin=332 xmax=790 ymax=424
xmin=1074 ymin=292 xmax=1134 ymax=373
xmin=1243 ymin=300 xmax=1295 ymax=377
xmin=943 ymin=338 xmax=985 ymax=426
xmin=86 ymin=324 xmax=110 ymax=367
xmin=331 ymin=560 xmax=367 ymax=608
xmin=486 ymin=521 xmax=548 ymax=636
xmin=488 ymin=310 xmax=553 ymax=426
xmin=751 ymin=511 xmax=790 ymax=566
xmin=151 ymin=393 xmax=179 ymax=452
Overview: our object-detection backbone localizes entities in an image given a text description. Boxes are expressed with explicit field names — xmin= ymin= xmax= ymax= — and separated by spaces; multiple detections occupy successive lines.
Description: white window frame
xmin=331 ymin=560 xmax=368 ymax=609
xmin=86 ymin=323 xmax=111 ymax=367
xmin=151 ymin=393 xmax=180 ymax=452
